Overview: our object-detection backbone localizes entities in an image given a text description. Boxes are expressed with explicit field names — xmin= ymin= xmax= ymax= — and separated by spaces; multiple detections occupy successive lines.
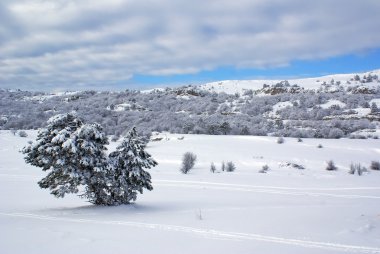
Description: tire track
xmin=0 ymin=212 xmax=379 ymax=254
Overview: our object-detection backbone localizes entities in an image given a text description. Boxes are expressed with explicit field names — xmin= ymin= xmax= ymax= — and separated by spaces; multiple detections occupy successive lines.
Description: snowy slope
xmin=1 ymin=131 xmax=380 ymax=254
xmin=199 ymin=69 xmax=380 ymax=94
xmin=319 ymin=100 xmax=347 ymax=109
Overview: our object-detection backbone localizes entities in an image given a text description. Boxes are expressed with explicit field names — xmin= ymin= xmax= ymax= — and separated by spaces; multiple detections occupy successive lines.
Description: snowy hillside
xmin=1 ymin=69 xmax=380 ymax=139
xmin=1 ymin=130 xmax=380 ymax=254
xmin=199 ymin=69 xmax=380 ymax=94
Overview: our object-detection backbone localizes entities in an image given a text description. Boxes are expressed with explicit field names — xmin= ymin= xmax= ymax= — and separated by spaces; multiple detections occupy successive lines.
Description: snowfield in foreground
xmin=1 ymin=131 xmax=380 ymax=254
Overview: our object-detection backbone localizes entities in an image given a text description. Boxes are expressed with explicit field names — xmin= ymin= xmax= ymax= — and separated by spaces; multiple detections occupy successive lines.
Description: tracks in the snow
xmin=0 ymin=212 xmax=379 ymax=254
xmin=154 ymin=180 xmax=380 ymax=199
xmin=1 ymin=174 xmax=379 ymax=199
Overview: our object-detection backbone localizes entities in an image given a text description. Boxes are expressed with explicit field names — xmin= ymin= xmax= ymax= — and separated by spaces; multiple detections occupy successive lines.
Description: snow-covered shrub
xmin=226 ymin=161 xmax=236 ymax=172
xmin=220 ymin=121 xmax=232 ymax=135
xmin=370 ymin=161 xmax=380 ymax=170
xmin=349 ymin=134 xmax=367 ymax=139
xmin=277 ymin=137 xmax=285 ymax=144
xmin=349 ymin=163 xmax=367 ymax=175
xmin=370 ymin=102 xmax=378 ymax=114
xmin=328 ymin=128 xmax=344 ymax=139
xmin=279 ymin=162 xmax=305 ymax=170
xmin=297 ymin=138 xmax=303 ymax=142
xmin=259 ymin=164 xmax=269 ymax=173
xmin=348 ymin=164 xmax=355 ymax=174
xmin=210 ymin=162 xmax=216 ymax=173
xmin=221 ymin=161 xmax=225 ymax=171
xmin=326 ymin=160 xmax=337 ymax=171
xmin=18 ymin=130 xmax=28 ymax=137
xmin=180 ymin=152 xmax=197 ymax=174
xmin=108 ymin=127 xmax=157 ymax=205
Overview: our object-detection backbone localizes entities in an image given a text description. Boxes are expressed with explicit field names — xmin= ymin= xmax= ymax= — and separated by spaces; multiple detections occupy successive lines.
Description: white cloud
xmin=1 ymin=0 xmax=380 ymax=90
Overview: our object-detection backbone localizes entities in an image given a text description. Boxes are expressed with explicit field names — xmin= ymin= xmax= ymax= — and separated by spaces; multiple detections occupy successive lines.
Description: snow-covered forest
xmin=1 ymin=71 xmax=380 ymax=139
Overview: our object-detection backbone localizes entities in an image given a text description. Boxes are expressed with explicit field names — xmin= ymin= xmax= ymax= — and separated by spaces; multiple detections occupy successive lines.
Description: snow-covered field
xmin=1 ymin=130 xmax=380 ymax=254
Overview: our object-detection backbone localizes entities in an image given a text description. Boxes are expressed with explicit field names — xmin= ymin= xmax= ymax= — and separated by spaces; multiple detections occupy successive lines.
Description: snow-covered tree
xmin=370 ymin=102 xmax=378 ymax=114
xmin=72 ymin=123 xmax=110 ymax=205
xmin=23 ymin=113 xmax=83 ymax=197
xmin=108 ymin=127 xmax=157 ymax=205
xmin=220 ymin=121 xmax=231 ymax=135
xmin=23 ymin=113 xmax=110 ymax=204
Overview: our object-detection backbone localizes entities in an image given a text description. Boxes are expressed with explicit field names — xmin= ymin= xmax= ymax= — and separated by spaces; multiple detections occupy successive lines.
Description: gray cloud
xmin=1 ymin=0 xmax=380 ymax=91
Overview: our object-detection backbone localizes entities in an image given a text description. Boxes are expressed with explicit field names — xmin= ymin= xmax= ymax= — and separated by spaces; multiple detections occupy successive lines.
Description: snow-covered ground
xmin=319 ymin=100 xmax=347 ymax=109
xmin=1 ymin=131 xmax=380 ymax=254
xmin=199 ymin=69 xmax=380 ymax=94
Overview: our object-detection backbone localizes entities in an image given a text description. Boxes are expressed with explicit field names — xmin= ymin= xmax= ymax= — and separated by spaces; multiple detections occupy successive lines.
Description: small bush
xmin=259 ymin=164 xmax=269 ymax=173
xmin=326 ymin=160 xmax=337 ymax=171
xmin=210 ymin=162 xmax=216 ymax=173
xmin=221 ymin=161 xmax=225 ymax=171
xmin=280 ymin=162 xmax=305 ymax=170
xmin=350 ymin=135 xmax=367 ymax=139
xmin=297 ymin=138 xmax=303 ymax=142
xmin=317 ymin=144 xmax=323 ymax=148
xmin=349 ymin=163 xmax=367 ymax=176
xmin=180 ymin=152 xmax=197 ymax=174
xmin=226 ymin=161 xmax=236 ymax=172
xmin=277 ymin=137 xmax=285 ymax=144
xmin=18 ymin=130 xmax=28 ymax=137
xmin=370 ymin=161 xmax=380 ymax=170
xmin=348 ymin=164 xmax=355 ymax=174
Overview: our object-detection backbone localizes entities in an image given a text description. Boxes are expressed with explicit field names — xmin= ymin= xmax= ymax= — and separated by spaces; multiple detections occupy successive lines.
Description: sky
xmin=1 ymin=0 xmax=380 ymax=92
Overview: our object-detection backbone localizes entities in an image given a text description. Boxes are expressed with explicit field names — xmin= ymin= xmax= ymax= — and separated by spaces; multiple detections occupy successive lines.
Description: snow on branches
xmin=22 ymin=113 xmax=157 ymax=205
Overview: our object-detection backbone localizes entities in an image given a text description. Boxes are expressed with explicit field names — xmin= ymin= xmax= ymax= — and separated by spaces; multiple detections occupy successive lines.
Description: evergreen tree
xmin=73 ymin=123 xmax=110 ymax=205
xmin=22 ymin=113 xmax=83 ymax=197
xmin=23 ymin=113 xmax=110 ymax=204
xmin=108 ymin=127 xmax=157 ymax=205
